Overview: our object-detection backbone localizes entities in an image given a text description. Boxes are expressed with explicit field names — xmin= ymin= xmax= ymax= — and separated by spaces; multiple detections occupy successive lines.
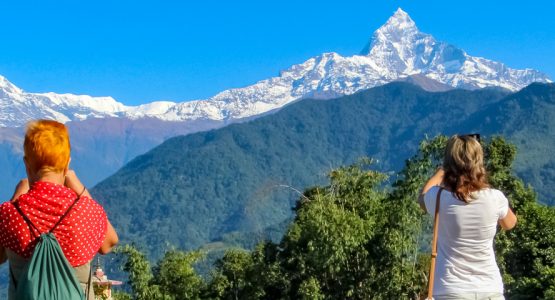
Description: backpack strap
xmin=13 ymin=204 xmax=41 ymax=239
xmin=10 ymin=263 xmax=18 ymax=289
xmin=85 ymin=265 xmax=92 ymax=300
xmin=13 ymin=190 xmax=83 ymax=236
xmin=49 ymin=193 xmax=82 ymax=233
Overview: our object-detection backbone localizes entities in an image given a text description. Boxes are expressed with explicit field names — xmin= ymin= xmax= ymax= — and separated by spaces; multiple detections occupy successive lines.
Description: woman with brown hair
xmin=418 ymin=134 xmax=517 ymax=300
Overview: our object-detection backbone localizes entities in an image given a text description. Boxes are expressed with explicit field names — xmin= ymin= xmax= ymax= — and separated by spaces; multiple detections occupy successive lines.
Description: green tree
xmin=113 ymin=292 xmax=133 ymax=300
xmin=117 ymin=245 xmax=164 ymax=300
xmin=268 ymin=136 xmax=555 ymax=299
xmin=116 ymin=245 xmax=204 ymax=300
xmin=276 ymin=159 xmax=415 ymax=299
xmin=207 ymin=249 xmax=255 ymax=299
xmin=154 ymin=251 xmax=205 ymax=299
xmin=206 ymin=243 xmax=288 ymax=300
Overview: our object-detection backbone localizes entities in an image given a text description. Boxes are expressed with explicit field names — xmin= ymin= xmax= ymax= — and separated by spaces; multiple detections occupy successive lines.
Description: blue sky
xmin=1 ymin=0 xmax=554 ymax=105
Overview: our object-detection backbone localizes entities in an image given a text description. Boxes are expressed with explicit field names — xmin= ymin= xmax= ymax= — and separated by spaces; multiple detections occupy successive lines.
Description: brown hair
xmin=24 ymin=120 xmax=71 ymax=176
xmin=442 ymin=135 xmax=489 ymax=202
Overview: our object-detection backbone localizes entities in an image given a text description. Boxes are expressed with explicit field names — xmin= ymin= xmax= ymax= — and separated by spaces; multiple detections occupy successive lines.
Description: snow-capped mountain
xmin=0 ymin=8 xmax=551 ymax=128
xmin=361 ymin=9 xmax=549 ymax=90
xmin=0 ymin=75 xmax=127 ymax=127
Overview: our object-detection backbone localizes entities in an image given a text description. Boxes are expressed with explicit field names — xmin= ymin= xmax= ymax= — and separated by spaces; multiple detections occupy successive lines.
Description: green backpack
xmin=11 ymin=196 xmax=89 ymax=300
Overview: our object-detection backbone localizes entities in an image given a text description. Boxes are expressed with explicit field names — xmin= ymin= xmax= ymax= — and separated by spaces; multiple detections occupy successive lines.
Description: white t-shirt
xmin=424 ymin=186 xmax=509 ymax=295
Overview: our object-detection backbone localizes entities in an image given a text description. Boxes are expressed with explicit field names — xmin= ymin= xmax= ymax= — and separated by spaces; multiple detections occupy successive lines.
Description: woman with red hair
xmin=0 ymin=120 xmax=118 ymax=299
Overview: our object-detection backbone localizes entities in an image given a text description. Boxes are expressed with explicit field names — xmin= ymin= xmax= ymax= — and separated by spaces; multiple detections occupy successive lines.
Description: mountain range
xmin=0 ymin=9 xmax=550 ymax=129
xmin=0 ymin=8 xmax=551 ymax=200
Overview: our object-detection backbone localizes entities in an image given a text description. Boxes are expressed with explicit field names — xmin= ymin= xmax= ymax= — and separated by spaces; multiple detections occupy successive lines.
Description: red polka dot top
xmin=0 ymin=181 xmax=108 ymax=267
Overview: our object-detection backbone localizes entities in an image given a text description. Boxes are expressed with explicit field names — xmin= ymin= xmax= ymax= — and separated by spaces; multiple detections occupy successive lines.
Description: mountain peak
xmin=360 ymin=8 xmax=421 ymax=55
xmin=379 ymin=8 xmax=418 ymax=34
xmin=394 ymin=7 xmax=408 ymax=15
xmin=387 ymin=8 xmax=415 ymax=27
xmin=0 ymin=75 xmax=23 ymax=94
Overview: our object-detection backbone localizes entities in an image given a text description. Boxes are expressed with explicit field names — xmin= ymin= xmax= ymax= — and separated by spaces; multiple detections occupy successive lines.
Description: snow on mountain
xmin=362 ymin=9 xmax=550 ymax=90
xmin=0 ymin=8 xmax=551 ymax=128
xmin=0 ymin=75 xmax=128 ymax=127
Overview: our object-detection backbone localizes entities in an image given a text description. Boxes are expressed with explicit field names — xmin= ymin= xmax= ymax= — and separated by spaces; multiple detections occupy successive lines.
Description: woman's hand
xmin=64 ymin=170 xmax=92 ymax=198
xmin=427 ymin=168 xmax=445 ymax=190
xmin=11 ymin=179 xmax=30 ymax=202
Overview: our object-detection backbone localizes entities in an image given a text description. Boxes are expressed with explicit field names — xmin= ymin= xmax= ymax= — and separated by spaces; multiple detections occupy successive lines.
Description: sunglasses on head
xmin=461 ymin=133 xmax=481 ymax=142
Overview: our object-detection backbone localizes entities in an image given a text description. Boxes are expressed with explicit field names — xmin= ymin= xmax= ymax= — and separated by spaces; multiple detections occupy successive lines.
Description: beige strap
xmin=427 ymin=187 xmax=443 ymax=299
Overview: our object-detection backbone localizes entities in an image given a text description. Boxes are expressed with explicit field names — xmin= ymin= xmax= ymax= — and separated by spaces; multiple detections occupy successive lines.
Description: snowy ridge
xmin=1 ymin=75 xmax=127 ymax=127
xmin=0 ymin=8 xmax=551 ymax=127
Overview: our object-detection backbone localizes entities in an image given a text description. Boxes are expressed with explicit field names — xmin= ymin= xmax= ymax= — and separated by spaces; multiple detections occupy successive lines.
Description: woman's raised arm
xmin=418 ymin=168 xmax=445 ymax=211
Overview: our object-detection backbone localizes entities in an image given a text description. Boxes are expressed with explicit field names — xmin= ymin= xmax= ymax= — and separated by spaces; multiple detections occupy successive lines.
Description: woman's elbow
xmin=98 ymin=221 xmax=119 ymax=254
xmin=505 ymin=217 xmax=517 ymax=230
xmin=499 ymin=209 xmax=517 ymax=230
xmin=98 ymin=236 xmax=118 ymax=254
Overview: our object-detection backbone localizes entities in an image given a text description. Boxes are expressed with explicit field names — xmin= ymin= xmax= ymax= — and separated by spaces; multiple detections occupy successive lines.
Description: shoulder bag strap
xmin=427 ymin=187 xmax=443 ymax=299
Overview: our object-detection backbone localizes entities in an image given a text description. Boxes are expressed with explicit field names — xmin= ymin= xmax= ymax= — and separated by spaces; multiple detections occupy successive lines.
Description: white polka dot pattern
xmin=0 ymin=181 xmax=108 ymax=267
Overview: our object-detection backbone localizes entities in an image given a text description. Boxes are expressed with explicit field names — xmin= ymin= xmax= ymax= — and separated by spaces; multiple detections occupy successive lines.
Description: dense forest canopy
xmin=114 ymin=136 xmax=555 ymax=299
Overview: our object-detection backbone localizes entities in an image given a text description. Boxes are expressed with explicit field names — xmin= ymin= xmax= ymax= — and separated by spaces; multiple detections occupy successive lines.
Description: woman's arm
xmin=10 ymin=179 xmax=30 ymax=202
xmin=64 ymin=170 xmax=92 ymax=198
xmin=98 ymin=220 xmax=118 ymax=254
xmin=418 ymin=168 xmax=445 ymax=211
xmin=4 ymin=179 xmax=30 ymax=264
xmin=499 ymin=208 xmax=517 ymax=230
xmin=64 ymin=170 xmax=119 ymax=253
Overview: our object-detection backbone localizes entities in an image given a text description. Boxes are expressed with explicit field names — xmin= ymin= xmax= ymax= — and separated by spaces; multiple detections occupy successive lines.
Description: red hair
xmin=24 ymin=120 xmax=71 ymax=175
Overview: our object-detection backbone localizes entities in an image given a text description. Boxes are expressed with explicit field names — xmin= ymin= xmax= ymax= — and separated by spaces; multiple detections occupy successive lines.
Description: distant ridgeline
xmin=91 ymin=82 xmax=555 ymax=259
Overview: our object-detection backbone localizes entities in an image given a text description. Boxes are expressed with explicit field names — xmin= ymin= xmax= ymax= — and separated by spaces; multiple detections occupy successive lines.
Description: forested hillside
xmin=92 ymin=82 xmax=514 ymax=258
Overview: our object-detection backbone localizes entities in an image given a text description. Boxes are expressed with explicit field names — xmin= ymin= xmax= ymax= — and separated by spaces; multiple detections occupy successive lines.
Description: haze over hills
xmin=0 ymin=118 xmax=223 ymax=199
